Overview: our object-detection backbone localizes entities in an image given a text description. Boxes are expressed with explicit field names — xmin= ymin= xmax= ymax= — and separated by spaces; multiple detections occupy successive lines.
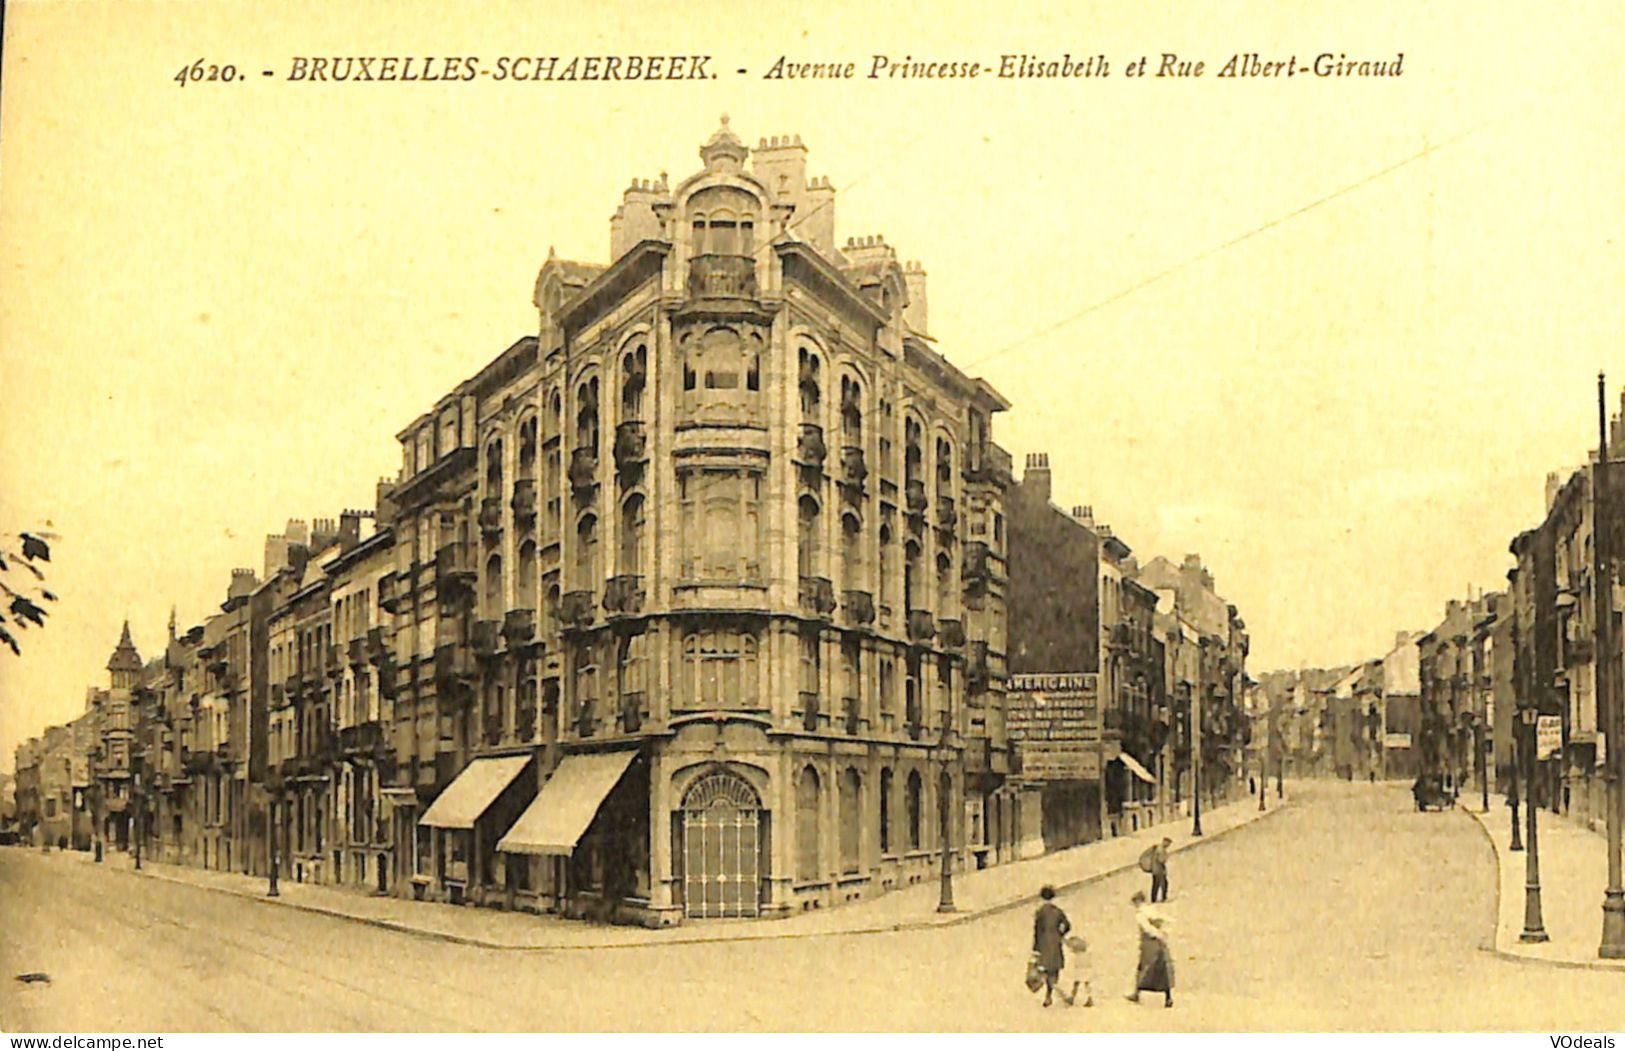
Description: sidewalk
xmin=1465 ymin=793 xmax=1625 ymax=972
xmin=59 ymin=791 xmax=1287 ymax=951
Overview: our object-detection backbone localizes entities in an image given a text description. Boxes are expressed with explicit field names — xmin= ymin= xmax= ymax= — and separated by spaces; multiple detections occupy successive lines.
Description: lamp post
xmin=1520 ymin=706 xmax=1548 ymax=942
xmin=1593 ymin=371 xmax=1624 ymax=959
xmin=1478 ymin=719 xmax=1490 ymax=814
xmin=936 ymin=715 xmax=956 ymax=914
xmin=1191 ymin=684 xmax=1204 ymax=838
xmin=268 ymin=791 xmax=281 ymax=897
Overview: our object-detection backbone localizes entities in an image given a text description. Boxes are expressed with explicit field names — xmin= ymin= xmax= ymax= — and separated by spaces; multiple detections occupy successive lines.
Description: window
xmin=620 ymin=495 xmax=644 ymax=576
xmin=575 ymin=640 xmax=600 ymax=729
xmin=841 ymin=513 xmax=862 ymax=592
xmin=936 ymin=552 xmax=952 ymax=613
xmin=936 ymin=437 xmax=953 ymax=491
xmin=679 ymin=470 xmax=761 ymax=581
xmin=904 ymin=542 xmax=920 ymax=612
xmin=839 ymin=768 xmax=861 ymax=874
xmin=575 ymin=378 xmax=600 ymax=451
xmin=841 ymin=636 xmax=861 ymax=702
xmin=618 ymin=632 xmax=647 ymax=701
xmin=517 ymin=417 xmax=537 ymax=480
xmin=485 ymin=554 xmax=503 ymax=616
xmin=906 ymin=770 xmax=923 ymax=851
xmin=799 ymin=349 xmax=821 ymax=417
xmin=878 ymin=524 xmax=892 ymax=608
xmin=798 ymin=496 xmax=821 ymax=580
xmin=879 ymin=768 xmax=893 ymax=854
xmin=621 ymin=345 xmax=647 ymax=420
xmin=796 ymin=766 xmax=821 ymax=882
xmin=800 ymin=630 xmax=821 ymax=698
xmin=879 ymin=657 xmax=895 ymax=719
xmin=680 ymin=631 xmax=760 ymax=709
xmin=575 ymin=515 xmax=598 ymax=591
xmin=517 ymin=541 xmax=538 ymax=612
xmin=485 ymin=438 xmax=504 ymax=494
xmin=840 ymin=376 xmax=862 ymax=441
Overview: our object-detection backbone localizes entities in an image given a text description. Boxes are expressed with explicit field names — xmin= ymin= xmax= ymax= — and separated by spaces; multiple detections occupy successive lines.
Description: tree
xmin=0 ymin=530 xmax=57 ymax=655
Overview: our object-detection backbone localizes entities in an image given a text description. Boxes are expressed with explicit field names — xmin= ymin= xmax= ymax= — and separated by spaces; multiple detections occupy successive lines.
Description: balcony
xmin=502 ymin=608 xmax=535 ymax=647
xmin=366 ymin=626 xmax=389 ymax=664
xmin=484 ymin=712 xmax=505 ymax=747
xmin=796 ymin=423 xmax=826 ymax=468
xmin=377 ymin=656 xmax=399 ymax=700
xmin=283 ymin=673 xmax=302 ymax=699
xmin=936 ymin=496 xmax=957 ymax=532
xmin=568 ymin=447 xmax=599 ymax=495
xmin=435 ymin=542 xmax=477 ymax=596
xmin=907 ymin=609 xmax=936 ymax=644
xmin=799 ymin=576 xmax=836 ymax=618
xmin=434 ymin=643 xmax=474 ymax=688
xmin=614 ymin=421 xmax=647 ymax=469
xmin=472 ymin=620 xmax=503 ymax=659
xmin=1110 ymin=622 xmax=1133 ymax=650
xmin=511 ymin=478 xmax=537 ymax=524
xmin=378 ymin=571 xmax=408 ymax=614
xmin=841 ymin=445 xmax=867 ymax=486
xmin=905 ymin=478 xmax=929 ymax=513
xmin=842 ymin=696 xmax=861 ymax=735
xmin=800 ymin=692 xmax=821 ymax=732
xmin=340 ymin=720 xmax=384 ymax=758
xmin=478 ymin=496 xmax=504 ymax=537
xmin=687 ymin=253 xmax=757 ymax=299
xmin=841 ymin=589 xmax=876 ymax=627
xmin=1566 ymin=637 xmax=1595 ymax=665
xmin=938 ymin=618 xmax=966 ymax=650
xmin=604 ymin=575 xmax=645 ymax=616
xmin=620 ymin=691 xmax=645 ymax=734
xmin=515 ymin=706 xmax=537 ymax=743
xmin=325 ymin=644 xmax=341 ymax=674
xmin=347 ymin=637 xmax=367 ymax=667
xmin=905 ymin=704 xmax=925 ymax=741
xmin=561 ymin=590 xmax=596 ymax=629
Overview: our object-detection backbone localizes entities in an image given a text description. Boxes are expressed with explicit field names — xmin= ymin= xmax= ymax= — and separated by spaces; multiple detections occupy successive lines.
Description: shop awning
xmin=418 ymin=755 xmax=531 ymax=829
xmin=497 ymin=750 xmax=637 ymax=856
xmin=1113 ymin=753 xmax=1157 ymax=785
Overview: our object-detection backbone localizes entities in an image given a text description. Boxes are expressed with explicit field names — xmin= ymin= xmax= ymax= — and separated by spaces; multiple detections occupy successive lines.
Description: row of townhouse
xmin=1261 ymin=388 xmax=1625 ymax=827
xmin=12 ymin=120 xmax=1247 ymax=923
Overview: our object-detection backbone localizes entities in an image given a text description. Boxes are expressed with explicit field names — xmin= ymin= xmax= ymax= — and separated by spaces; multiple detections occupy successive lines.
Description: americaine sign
xmin=1007 ymin=673 xmax=1106 ymax=780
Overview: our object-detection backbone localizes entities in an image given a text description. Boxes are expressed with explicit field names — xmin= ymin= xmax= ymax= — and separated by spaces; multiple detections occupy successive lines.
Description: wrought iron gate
xmin=680 ymin=771 xmax=762 ymax=918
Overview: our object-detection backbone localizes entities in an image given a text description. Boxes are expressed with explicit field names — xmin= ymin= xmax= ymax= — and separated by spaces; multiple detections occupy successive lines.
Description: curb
xmin=1460 ymin=802 xmax=1625 ymax=974
xmin=53 ymin=796 xmax=1290 ymax=953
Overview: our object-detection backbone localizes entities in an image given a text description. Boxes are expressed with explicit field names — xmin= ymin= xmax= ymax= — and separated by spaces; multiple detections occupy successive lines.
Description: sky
xmin=2 ymin=0 xmax=1622 ymax=770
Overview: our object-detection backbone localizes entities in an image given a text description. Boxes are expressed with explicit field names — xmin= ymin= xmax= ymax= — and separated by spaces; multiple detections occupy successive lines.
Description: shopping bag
xmin=1025 ymin=953 xmax=1044 ymax=992
xmin=1138 ymin=846 xmax=1156 ymax=872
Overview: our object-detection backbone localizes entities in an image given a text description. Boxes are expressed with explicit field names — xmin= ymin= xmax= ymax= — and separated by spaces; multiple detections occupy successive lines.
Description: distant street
xmin=2 ymin=782 xmax=1618 ymax=1031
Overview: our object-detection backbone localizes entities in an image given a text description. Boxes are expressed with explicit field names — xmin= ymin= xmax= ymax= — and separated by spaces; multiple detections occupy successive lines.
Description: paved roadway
xmin=2 ymin=782 xmax=1619 ymax=1031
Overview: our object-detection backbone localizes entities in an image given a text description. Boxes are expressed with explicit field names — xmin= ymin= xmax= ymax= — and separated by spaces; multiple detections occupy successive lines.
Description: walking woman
xmin=1126 ymin=890 xmax=1174 ymax=1008
xmin=1031 ymin=885 xmax=1079 ymax=1007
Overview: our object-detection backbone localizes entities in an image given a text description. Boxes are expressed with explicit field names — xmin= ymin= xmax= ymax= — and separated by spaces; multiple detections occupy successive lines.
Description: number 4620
xmin=175 ymin=59 xmax=237 ymax=86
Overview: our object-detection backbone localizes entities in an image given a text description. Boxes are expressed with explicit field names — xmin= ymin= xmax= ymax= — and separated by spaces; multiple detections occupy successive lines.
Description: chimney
xmin=339 ymin=510 xmax=363 ymax=549
xmin=227 ymin=568 xmax=257 ymax=601
xmin=376 ymin=478 xmax=397 ymax=529
xmin=902 ymin=260 xmax=928 ymax=335
xmin=1071 ymin=505 xmax=1094 ymax=528
xmin=1023 ymin=452 xmax=1051 ymax=504
xmin=1545 ymin=471 xmax=1561 ymax=513
xmin=310 ymin=517 xmax=338 ymax=552
xmin=1396 ymin=630 xmax=1413 ymax=650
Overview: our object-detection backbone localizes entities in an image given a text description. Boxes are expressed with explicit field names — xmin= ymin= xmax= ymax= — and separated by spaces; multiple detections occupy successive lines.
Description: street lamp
xmin=1592 ymin=371 xmax=1624 ymax=959
xmin=1519 ymin=706 xmax=1548 ymax=943
xmin=936 ymin=715 xmax=956 ymax=914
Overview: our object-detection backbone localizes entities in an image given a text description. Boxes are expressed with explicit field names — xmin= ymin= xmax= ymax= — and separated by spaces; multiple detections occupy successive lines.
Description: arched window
xmin=484 ymin=554 xmax=503 ymax=615
xmin=878 ymin=523 xmax=892 ymax=609
xmin=840 ymin=375 xmax=862 ymax=441
xmin=906 ymin=770 xmax=923 ymax=851
xmin=575 ymin=515 xmax=598 ymax=591
xmin=936 ymin=551 xmax=952 ymax=613
xmin=620 ymin=494 xmax=645 ymax=576
xmin=517 ymin=417 xmax=538 ymax=480
xmin=878 ymin=768 xmax=893 ymax=855
xmin=485 ymin=437 xmax=504 ymax=493
xmin=936 ymin=436 xmax=953 ymax=491
xmin=904 ymin=418 xmax=923 ymax=485
xmin=798 ymin=495 xmax=820 ymax=580
xmin=547 ymin=389 xmax=562 ymax=438
xmin=840 ymin=513 xmax=862 ymax=592
xmin=904 ymin=541 xmax=920 ymax=612
xmin=517 ymin=541 xmax=538 ymax=612
xmin=839 ymin=768 xmax=860 ymax=874
xmin=681 ymin=631 xmax=759 ymax=710
xmin=621 ymin=345 xmax=647 ymax=420
xmin=796 ymin=765 xmax=821 ymax=882
xmin=575 ymin=378 xmax=599 ymax=452
xmin=799 ymin=349 xmax=821 ymax=418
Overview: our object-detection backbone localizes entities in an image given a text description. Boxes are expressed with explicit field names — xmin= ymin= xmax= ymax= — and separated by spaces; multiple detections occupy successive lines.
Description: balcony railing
xmin=347 ymin=637 xmax=367 ymax=667
xmin=366 ymin=626 xmax=388 ymax=663
xmin=484 ymin=712 xmax=505 ymax=747
xmin=687 ymin=253 xmax=757 ymax=299
xmin=936 ymin=496 xmax=957 ymax=532
xmin=966 ymin=641 xmax=991 ymax=693
xmin=797 ymin=423 xmax=826 ymax=467
xmin=938 ymin=618 xmax=966 ymax=650
xmin=841 ymin=589 xmax=875 ymax=627
xmin=561 ymin=590 xmax=596 ymax=628
xmin=800 ymin=692 xmax=821 ymax=732
xmin=376 ymin=655 xmax=399 ymax=700
xmin=841 ymin=445 xmax=867 ymax=486
xmin=472 ymin=620 xmax=503 ymax=659
xmin=435 ymin=542 xmax=477 ymax=595
xmin=378 ymin=571 xmax=407 ymax=614
xmin=905 ymin=478 xmax=929 ymax=513
xmin=511 ymin=478 xmax=537 ymax=522
xmin=502 ymin=608 xmax=535 ymax=647
xmin=907 ymin=609 xmax=936 ymax=644
xmin=614 ymin=421 xmax=647 ymax=469
xmin=568 ymin=447 xmax=598 ymax=494
xmin=434 ymin=643 xmax=474 ymax=687
xmin=515 ymin=706 xmax=537 ymax=743
xmin=604 ymin=575 xmax=645 ymax=616
xmin=478 ymin=496 xmax=504 ymax=536
xmin=799 ymin=576 xmax=836 ymax=618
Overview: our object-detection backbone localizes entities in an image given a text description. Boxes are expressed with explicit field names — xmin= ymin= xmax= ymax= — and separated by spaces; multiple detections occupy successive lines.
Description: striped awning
xmin=1113 ymin=752 xmax=1157 ymax=785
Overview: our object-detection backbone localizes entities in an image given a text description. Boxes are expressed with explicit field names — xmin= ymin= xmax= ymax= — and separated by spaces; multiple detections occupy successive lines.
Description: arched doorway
xmin=678 ymin=770 xmax=765 ymax=919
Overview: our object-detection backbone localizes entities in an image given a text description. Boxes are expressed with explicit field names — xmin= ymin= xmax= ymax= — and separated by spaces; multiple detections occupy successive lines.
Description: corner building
xmin=386 ymin=121 xmax=1015 ymax=923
